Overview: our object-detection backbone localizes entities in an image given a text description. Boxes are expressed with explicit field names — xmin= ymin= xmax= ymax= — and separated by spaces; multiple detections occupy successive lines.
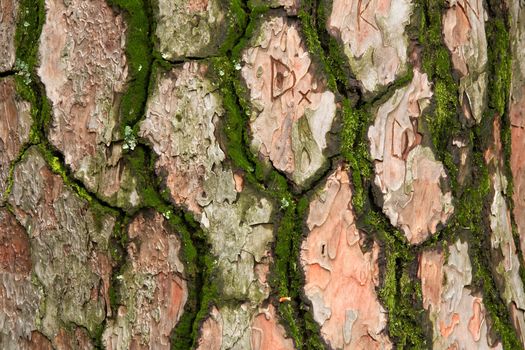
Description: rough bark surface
xmin=0 ymin=208 xmax=41 ymax=350
xmin=327 ymin=0 xmax=413 ymax=92
xmin=103 ymin=211 xmax=187 ymax=350
xmin=241 ymin=14 xmax=338 ymax=187
xmin=368 ymin=69 xmax=453 ymax=244
xmin=419 ymin=240 xmax=502 ymax=349
xmin=485 ymin=117 xmax=525 ymax=344
xmin=442 ymin=0 xmax=488 ymax=124
xmin=7 ymin=147 xmax=116 ymax=348
xmin=0 ymin=0 xmax=18 ymax=72
xmin=154 ymin=0 xmax=231 ymax=60
xmin=141 ymin=61 xmax=291 ymax=349
xmin=509 ymin=1 xmax=525 ymax=272
xmin=38 ymin=0 xmax=140 ymax=210
xmin=0 ymin=77 xmax=32 ymax=204
xmin=196 ymin=304 xmax=295 ymax=350
xmin=300 ymin=165 xmax=392 ymax=349
xmin=2 ymin=0 xmax=525 ymax=349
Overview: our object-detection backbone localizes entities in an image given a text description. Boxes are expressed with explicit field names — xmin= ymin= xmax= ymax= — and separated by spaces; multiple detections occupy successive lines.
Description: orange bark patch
xmin=327 ymin=0 xmax=411 ymax=91
xmin=511 ymin=88 xmax=525 ymax=261
xmin=301 ymin=165 xmax=392 ymax=349
xmin=187 ymin=0 xmax=208 ymax=11
xmin=468 ymin=298 xmax=484 ymax=341
xmin=419 ymin=242 xmax=502 ymax=349
xmin=419 ymin=249 xmax=444 ymax=311
xmin=0 ymin=209 xmax=31 ymax=275
xmin=251 ymin=305 xmax=295 ymax=350
xmin=38 ymin=0 xmax=131 ymax=201
xmin=0 ymin=78 xmax=32 ymax=203
xmin=196 ymin=307 xmax=222 ymax=350
xmin=369 ymin=70 xmax=453 ymax=244
xmin=440 ymin=313 xmax=460 ymax=338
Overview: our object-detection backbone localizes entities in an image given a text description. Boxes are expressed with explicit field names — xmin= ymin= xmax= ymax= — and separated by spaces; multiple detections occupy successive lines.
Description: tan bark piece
xmin=8 ymin=147 xmax=116 ymax=348
xmin=485 ymin=117 xmax=525 ymax=345
xmin=327 ymin=0 xmax=413 ymax=92
xmin=154 ymin=0 xmax=231 ymax=60
xmin=301 ymin=165 xmax=392 ymax=349
xmin=196 ymin=304 xmax=295 ymax=350
xmin=0 ymin=0 xmax=18 ymax=72
xmin=38 ymin=0 xmax=140 ymax=209
xmin=443 ymin=0 xmax=488 ymax=123
xmin=0 ymin=209 xmax=42 ymax=350
xmin=419 ymin=241 xmax=502 ymax=349
xmin=0 ymin=77 xmax=32 ymax=204
xmin=508 ymin=2 xmax=525 ymax=291
xmin=368 ymin=69 xmax=453 ymax=244
xmin=141 ymin=61 xmax=291 ymax=347
xmin=103 ymin=211 xmax=187 ymax=350
xmin=241 ymin=15 xmax=338 ymax=187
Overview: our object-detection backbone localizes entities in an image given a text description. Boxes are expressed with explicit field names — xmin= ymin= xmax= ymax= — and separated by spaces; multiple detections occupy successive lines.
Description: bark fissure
xmin=3 ymin=0 xmax=524 ymax=348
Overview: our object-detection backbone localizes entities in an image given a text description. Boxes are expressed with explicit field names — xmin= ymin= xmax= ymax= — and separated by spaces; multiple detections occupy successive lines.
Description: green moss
xmin=13 ymin=0 xmax=46 ymax=145
xmin=312 ymin=0 xmax=360 ymax=94
xmin=415 ymin=0 xmax=522 ymax=346
xmin=466 ymin=154 xmax=521 ymax=349
xmin=209 ymin=11 xmax=330 ymax=344
xmin=14 ymin=0 xmax=45 ymax=73
xmin=418 ymin=1 xmax=461 ymax=172
xmin=106 ymin=0 xmax=153 ymax=134
xmin=217 ymin=0 xmax=248 ymax=56
xmin=297 ymin=0 xmax=338 ymax=92
xmin=485 ymin=20 xmax=511 ymax=117
xmin=358 ymin=209 xmax=428 ymax=349
xmin=12 ymin=0 xmax=521 ymax=348
xmin=340 ymin=101 xmax=373 ymax=213
xmin=169 ymin=213 xmax=213 ymax=350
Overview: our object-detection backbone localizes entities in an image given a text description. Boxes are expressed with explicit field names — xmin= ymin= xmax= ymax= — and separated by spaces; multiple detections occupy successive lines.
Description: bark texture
xmin=0 ymin=77 xmax=31 ymax=204
xmin=300 ymin=165 xmax=392 ymax=349
xmin=38 ymin=0 xmax=140 ymax=210
xmin=368 ymin=68 xmax=453 ymax=244
xmin=241 ymin=14 xmax=338 ymax=187
xmin=419 ymin=241 xmax=502 ymax=349
xmin=0 ymin=0 xmax=18 ymax=73
xmin=1 ymin=0 xmax=525 ymax=349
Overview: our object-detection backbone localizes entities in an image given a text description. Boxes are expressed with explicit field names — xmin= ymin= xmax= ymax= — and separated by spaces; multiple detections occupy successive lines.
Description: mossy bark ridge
xmin=0 ymin=0 xmax=524 ymax=349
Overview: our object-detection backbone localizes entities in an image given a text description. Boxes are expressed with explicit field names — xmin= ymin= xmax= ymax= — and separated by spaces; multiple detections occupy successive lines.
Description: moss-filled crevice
xmin=114 ymin=140 xmax=213 ymax=350
xmin=298 ymin=0 xmax=432 ymax=347
xmin=10 ymin=0 xmax=524 ymax=348
xmin=0 ymin=70 xmax=17 ymax=78
xmin=10 ymin=0 xmax=203 ymax=348
xmin=416 ymin=0 xmax=522 ymax=347
xmin=106 ymin=0 xmax=154 ymax=134
xmin=484 ymin=0 xmax=525 ymax=290
xmin=204 ymin=6 xmax=331 ymax=347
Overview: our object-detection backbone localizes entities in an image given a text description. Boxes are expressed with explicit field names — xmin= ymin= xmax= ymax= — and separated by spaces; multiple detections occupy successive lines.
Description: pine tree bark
xmin=1 ymin=0 xmax=524 ymax=349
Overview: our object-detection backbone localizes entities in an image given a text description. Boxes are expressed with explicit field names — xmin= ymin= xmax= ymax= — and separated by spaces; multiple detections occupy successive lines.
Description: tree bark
xmin=1 ymin=0 xmax=524 ymax=349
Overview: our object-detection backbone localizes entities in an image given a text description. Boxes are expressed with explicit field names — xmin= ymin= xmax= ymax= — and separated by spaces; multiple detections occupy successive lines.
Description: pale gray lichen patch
xmin=140 ymin=62 xmax=276 ymax=331
xmin=154 ymin=0 xmax=230 ymax=60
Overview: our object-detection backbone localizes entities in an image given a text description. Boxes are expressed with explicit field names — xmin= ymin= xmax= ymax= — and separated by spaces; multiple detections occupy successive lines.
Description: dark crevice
xmin=0 ymin=69 xmax=17 ymax=78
